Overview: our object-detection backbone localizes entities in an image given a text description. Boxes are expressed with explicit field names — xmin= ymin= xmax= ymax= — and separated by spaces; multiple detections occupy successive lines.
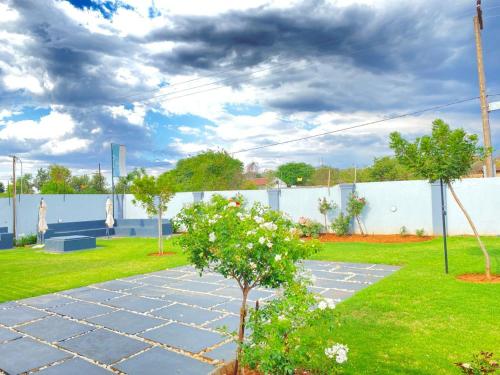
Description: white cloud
xmin=178 ymin=126 xmax=201 ymax=135
xmin=108 ymin=105 xmax=146 ymax=127
xmin=0 ymin=111 xmax=75 ymax=141
xmin=41 ymin=137 xmax=91 ymax=155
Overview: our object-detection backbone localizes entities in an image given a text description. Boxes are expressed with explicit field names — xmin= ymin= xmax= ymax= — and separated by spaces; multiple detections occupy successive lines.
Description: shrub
xmin=175 ymin=194 xmax=319 ymax=373
xmin=296 ymin=217 xmax=323 ymax=238
xmin=331 ymin=213 xmax=351 ymax=236
xmin=14 ymin=234 xmax=37 ymax=247
xmin=346 ymin=192 xmax=367 ymax=235
xmin=241 ymin=279 xmax=348 ymax=374
xmin=455 ymin=351 xmax=499 ymax=374
xmin=318 ymin=198 xmax=336 ymax=232
xmin=400 ymin=226 xmax=409 ymax=237
xmin=415 ymin=228 xmax=425 ymax=237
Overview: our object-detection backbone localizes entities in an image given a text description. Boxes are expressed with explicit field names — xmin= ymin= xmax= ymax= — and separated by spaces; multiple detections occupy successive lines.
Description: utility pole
xmin=474 ymin=0 xmax=495 ymax=177
xmin=10 ymin=155 xmax=16 ymax=238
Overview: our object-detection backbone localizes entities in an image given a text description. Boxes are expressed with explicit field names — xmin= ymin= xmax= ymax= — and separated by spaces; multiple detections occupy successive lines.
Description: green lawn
xmin=310 ymin=236 xmax=500 ymax=374
xmin=0 ymin=236 xmax=498 ymax=374
xmin=0 ymin=238 xmax=188 ymax=302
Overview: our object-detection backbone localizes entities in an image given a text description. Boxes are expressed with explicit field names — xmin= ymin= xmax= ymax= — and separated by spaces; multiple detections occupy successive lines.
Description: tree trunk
xmin=324 ymin=214 xmax=328 ymax=233
xmin=356 ymin=215 xmax=365 ymax=236
xmin=158 ymin=206 xmax=163 ymax=255
xmin=448 ymin=183 xmax=491 ymax=279
xmin=234 ymin=286 xmax=249 ymax=375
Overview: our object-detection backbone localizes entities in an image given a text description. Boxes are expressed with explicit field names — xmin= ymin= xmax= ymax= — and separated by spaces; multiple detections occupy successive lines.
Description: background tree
xmin=34 ymin=168 xmax=49 ymax=191
xmin=318 ymin=197 xmax=335 ymax=231
xmin=0 ymin=182 xmax=4 ymax=194
xmin=172 ymin=151 xmax=244 ymax=191
xmin=40 ymin=165 xmax=74 ymax=194
xmin=115 ymin=168 xmax=146 ymax=194
xmin=277 ymin=162 xmax=314 ymax=186
xmin=7 ymin=174 xmax=34 ymax=194
xmin=89 ymin=173 xmax=108 ymax=193
xmin=131 ymin=172 xmax=176 ymax=254
xmin=70 ymin=175 xmax=91 ymax=193
xmin=390 ymin=119 xmax=492 ymax=279
xmin=368 ymin=156 xmax=418 ymax=182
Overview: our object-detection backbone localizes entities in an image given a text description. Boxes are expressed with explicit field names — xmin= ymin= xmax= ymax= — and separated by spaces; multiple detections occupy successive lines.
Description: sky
xmin=1 ymin=0 xmax=500 ymax=183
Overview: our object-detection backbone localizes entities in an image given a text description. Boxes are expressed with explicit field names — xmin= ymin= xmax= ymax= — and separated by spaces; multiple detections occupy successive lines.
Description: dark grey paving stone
xmin=20 ymin=294 xmax=74 ymax=309
xmin=348 ymin=274 xmax=384 ymax=283
xmin=169 ymin=280 xmax=223 ymax=293
xmin=139 ymin=323 xmax=225 ymax=353
xmin=320 ymin=289 xmax=355 ymax=301
xmin=0 ymin=326 xmax=22 ymax=342
xmin=49 ymin=301 xmax=116 ymax=319
xmin=313 ymin=279 xmax=367 ymax=291
xmin=0 ymin=337 xmax=72 ymax=374
xmin=301 ymin=260 xmax=337 ymax=270
xmin=114 ymin=347 xmax=214 ymax=375
xmin=102 ymin=295 xmax=171 ymax=313
xmin=148 ymin=269 xmax=188 ymax=278
xmin=139 ymin=276 xmax=178 ymax=287
xmin=311 ymin=270 xmax=354 ymax=281
xmin=204 ymin=341 xmax=237 ymax=362
xmin=215 ymin=287 xmax=273 ymax=301
xmin=87 ymin=310 xmax=166 ymax=334
xmin=205 ymin=315 xmax=241 ymax=333
xmin=60 ymin=288 xmax=123 ymax=303
xmin=370 ymin=264 xmax=401 ymax=272
xmin=128 ymin=285 xmax=173 ymax=298
xmin=93 ymin=280 xmax=137 ymax=292
xmin=0 ymin=301 xmax=18 ymax=310
xmin=163 ymin=292 xmax=230 ymax=309
xmin=17 ymin=316 xmax=94 ymax=342
xmin=37 ymin=358 xmax=111 ymax=375
xmin=335 ymin=262 xmax=376 ymax=270
xmin=118 ymin=274 xmax=149 ymax=282
xmin=59 ymin=329 xmax=150 ymax=365
xmin=179 ymin=273 xmax=226 ymax=284
xmin=335 ymin=267 xmax=393 ymax=277
xmin=212 ymin=300 xmax=247 ymax=314
xmin=0 ymin=304 xmax=48 ymax=326
xmin=152 ymin=304 xmax=222 ymax=325
xmin=172 ymin=265 xmax=197 ymax=272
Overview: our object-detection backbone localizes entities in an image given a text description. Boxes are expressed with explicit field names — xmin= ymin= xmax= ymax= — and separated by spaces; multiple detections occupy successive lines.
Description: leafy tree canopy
xmin=172 ymin=151 xmax=244 ymax=191
xmin=368 ymin=156 xmax=419 ymax=182
xmin=389 ymin=119 xmax=486 ymax=184
xmin=277 ymin=162 xmax=315 ymax=186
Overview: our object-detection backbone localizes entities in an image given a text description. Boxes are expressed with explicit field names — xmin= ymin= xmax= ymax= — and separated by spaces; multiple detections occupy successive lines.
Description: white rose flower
xmin=228 ymin=201 xmax=237 ymax=207
xmin=274 ymin=254 xmax=282 ymax=261
xmin=258 ymin=236 xmax=266 ymax=245
xmin=260 ymin=222 xmax=277 ymax=231
xmin=325 ymin=298 xmax=336 ymax=309
xmin=246 ymin=243 xmax=254 ymax=250
xmin=208 ymin=232 xmax=216 ymax=242
xmin=254 ymin=216 xmax=264 ymax=224
xmin=318 ymin=300 xmax=328 ymax=310
xmin=267 ymin=242 xmax=273 ymax=249
xmin=278 ymin=315 xmax=286 ymax=321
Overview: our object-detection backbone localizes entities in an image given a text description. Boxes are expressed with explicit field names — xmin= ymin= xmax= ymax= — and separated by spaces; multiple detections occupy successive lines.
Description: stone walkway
xmin=0 ymin=261 xmax=399 ymax=375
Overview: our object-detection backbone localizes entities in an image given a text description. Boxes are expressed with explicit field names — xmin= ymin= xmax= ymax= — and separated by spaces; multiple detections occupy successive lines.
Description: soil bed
xmin=313 ymin=233 xmax=433 ymax=243
xmin=147 ymin=251 xmax=176 ymax=257
xmin=457 ymin=274 xmax=500 ymax=283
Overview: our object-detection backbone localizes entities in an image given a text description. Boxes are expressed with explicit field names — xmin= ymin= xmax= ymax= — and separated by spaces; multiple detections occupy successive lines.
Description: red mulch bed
xmin=457 ymin=274 xmax=500 ymax=284
xmin=147 ymin=251 xmax=176 ymax=257
xmin=311 ymin=233 xmax=434 ymax=243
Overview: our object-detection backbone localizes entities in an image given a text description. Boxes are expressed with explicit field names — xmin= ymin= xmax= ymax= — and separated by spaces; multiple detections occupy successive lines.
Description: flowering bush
xmin=318 ymin=197 xmax=336 ymax=232
xmin=241 ymin=279 xmax=348 ymax=374
xmin=296 ymin=217 xmax=323 ymax=238
xmin=175 ymin=194 xmax=319 ymax=373
xmin=346 ymin=192 xmax=367 ymax=235
xmin=455 ymin=352 xmax=499 ymax=374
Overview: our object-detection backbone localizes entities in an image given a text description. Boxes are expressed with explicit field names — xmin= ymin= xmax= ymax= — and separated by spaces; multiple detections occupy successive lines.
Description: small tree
xmin=346 ymin=192 xmax=367 ymax=235
xmin=131 ymin=172 xmax=176 ymax=255
xmin=390 ymin=119 xmax=492 ymax=278
xmin=318 ymin=197 xmax=335 ymax=232
xmin=176 ymin=195 xmax=319 ymax=374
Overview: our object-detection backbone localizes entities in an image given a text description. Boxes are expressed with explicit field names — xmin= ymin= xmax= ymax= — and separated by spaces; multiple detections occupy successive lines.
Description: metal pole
xmin=111 ymin=144 xmax=115 ymax=218
xmin=440 ymin=179 xmax=449 ymax=274
xmin=473 ymin=10 xmax=495 ymax=177
xmin=12 ymin=156 xmax=16 ymax=238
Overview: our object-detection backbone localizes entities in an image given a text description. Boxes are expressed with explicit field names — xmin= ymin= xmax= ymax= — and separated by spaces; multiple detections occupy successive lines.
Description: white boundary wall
xmin=2 ymin=178 xmax=499 ymax=236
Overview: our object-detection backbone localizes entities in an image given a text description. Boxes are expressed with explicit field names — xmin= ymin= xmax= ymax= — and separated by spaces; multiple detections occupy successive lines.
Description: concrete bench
xmin=45 ymin=235 xmax=96 ymax=252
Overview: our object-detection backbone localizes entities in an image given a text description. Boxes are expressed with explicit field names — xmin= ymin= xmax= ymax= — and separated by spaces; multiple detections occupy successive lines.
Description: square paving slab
xmin=0 ymin=337 xmax=72 ymax=374
xmin=113 ymin=347 xmax=214 ymax=375
xmin=59 ymin=328 xmax=150 ymax=365
xmin=18 ymin=316 xmax=94 ymax=342
xmin=0 ymin=261 xmax=399 ymax=374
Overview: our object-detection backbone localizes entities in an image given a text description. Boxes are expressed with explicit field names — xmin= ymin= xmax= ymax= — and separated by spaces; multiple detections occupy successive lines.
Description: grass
xmin=0 ymin=236 xmax=498 ymax=373
xmin=310 ymin=236 xmax=500 ymax=374
xmin=0 ymin=238 xmax=188 ymax=302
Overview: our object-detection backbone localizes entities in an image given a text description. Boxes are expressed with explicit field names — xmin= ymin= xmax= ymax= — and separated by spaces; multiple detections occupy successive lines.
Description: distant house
xmin=249 ymin=177 xmax=286 ymax=189
xmin=468 ymin=159 xmax=500 ymax=178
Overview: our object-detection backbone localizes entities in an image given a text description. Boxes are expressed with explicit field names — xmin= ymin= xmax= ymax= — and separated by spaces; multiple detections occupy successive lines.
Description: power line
xmin=231 ymin=95 xmax=496 ymax=154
